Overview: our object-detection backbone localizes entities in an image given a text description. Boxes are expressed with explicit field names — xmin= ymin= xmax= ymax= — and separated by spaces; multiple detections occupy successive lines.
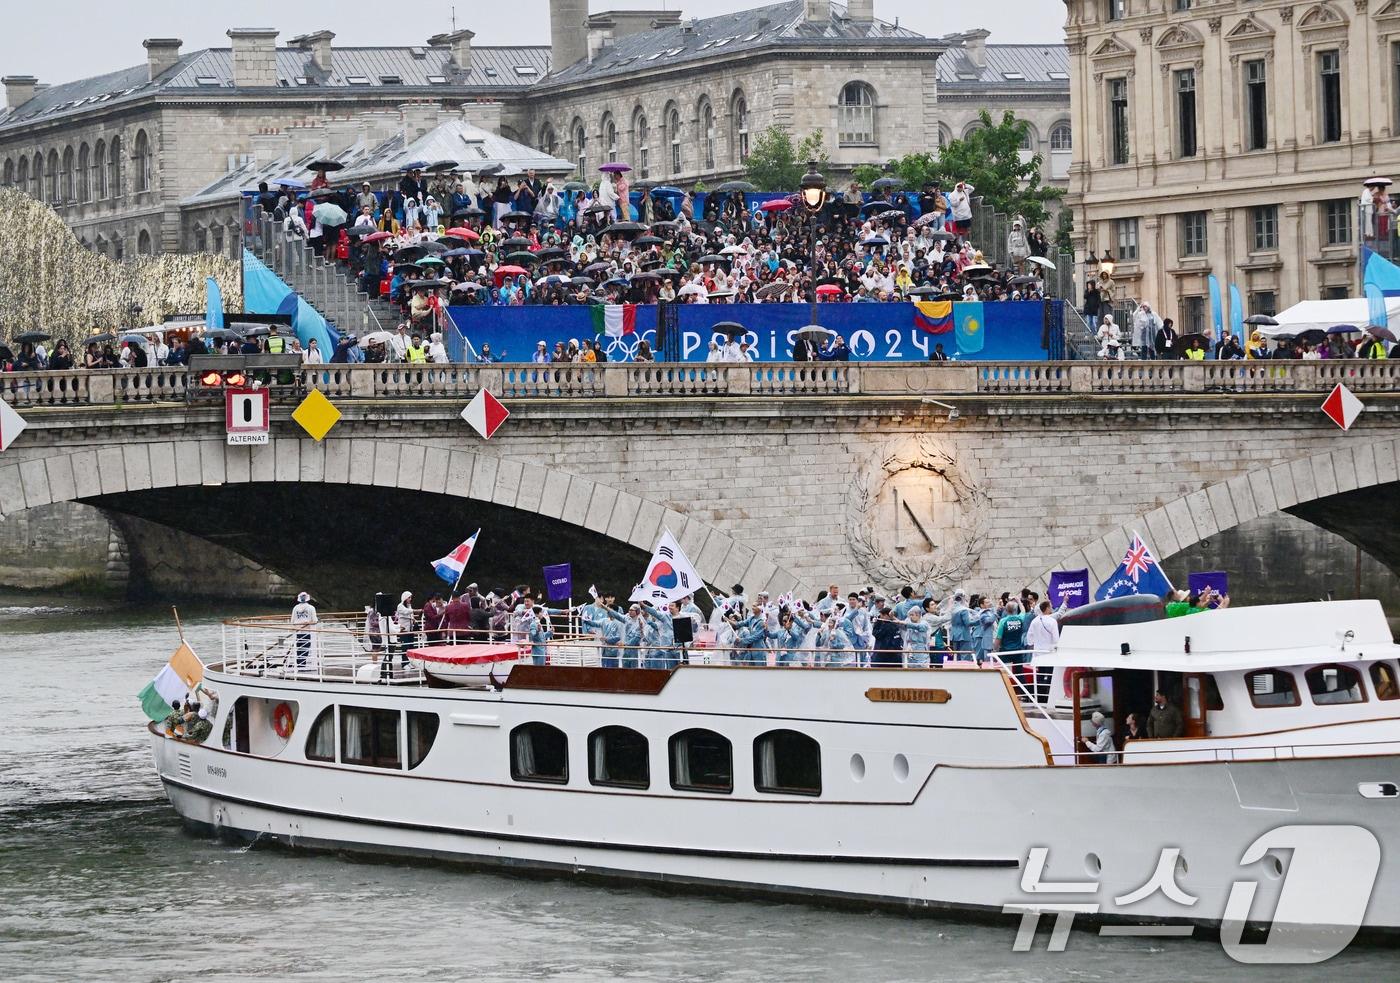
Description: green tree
xmin=850 ymin=163 xmax=884 ymax=189
xmin=884 ymin=111 xmax=1064 ymax=228
xmin=745 ymin=126 xmax=829 ymax=191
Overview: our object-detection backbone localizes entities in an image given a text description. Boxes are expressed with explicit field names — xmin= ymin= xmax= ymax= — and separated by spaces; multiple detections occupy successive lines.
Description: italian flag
xmin=591 ymin=304 xmax=637 ymax=339
xmin=138 ymin=642 xmax=205 ymax=722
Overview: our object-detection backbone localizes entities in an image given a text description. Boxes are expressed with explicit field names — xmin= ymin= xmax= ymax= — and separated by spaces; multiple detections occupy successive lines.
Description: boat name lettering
xmin=864 ymin=687 xmax=951 ymax=704
xmin=206 ymin=765 xmax=227 ymax=778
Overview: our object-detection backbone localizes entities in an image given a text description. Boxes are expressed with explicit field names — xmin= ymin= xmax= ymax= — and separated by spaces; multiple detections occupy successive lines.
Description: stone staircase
xmin=245 ymin=209 xmax=399 ymax=339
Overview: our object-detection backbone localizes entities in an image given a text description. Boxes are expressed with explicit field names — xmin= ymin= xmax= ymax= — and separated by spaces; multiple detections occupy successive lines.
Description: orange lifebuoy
xmin=272 ymin=702 xmax=294 ymax=739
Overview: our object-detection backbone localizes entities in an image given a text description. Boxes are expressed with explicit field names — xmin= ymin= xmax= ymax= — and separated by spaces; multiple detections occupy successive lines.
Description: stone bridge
xmin=2 ymin=360 xmax=1399 ymax=606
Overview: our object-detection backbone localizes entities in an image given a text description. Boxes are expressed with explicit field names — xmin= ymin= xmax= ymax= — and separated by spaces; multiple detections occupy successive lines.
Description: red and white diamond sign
xmin=0 ymin=399 xmax=27 ymax=452
xmin=1321 ymin=383 xmax=1365 ymax=431
xmin=461 ymin=389 xmax=509 ymax=439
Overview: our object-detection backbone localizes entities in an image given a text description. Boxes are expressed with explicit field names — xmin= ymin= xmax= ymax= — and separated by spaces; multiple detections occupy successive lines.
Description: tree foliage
xmin=745 ymin=126 xmax=830 ymax=191
xmin=881 ymin=110 xmax=1064 ymax=229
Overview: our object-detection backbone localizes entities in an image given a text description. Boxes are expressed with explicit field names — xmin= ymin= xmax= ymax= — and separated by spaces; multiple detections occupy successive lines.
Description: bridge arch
xmin=1033 ymin=437 xmax=1400 ymax=592
xmin=0 ymin=436 xmax=808 ymax=604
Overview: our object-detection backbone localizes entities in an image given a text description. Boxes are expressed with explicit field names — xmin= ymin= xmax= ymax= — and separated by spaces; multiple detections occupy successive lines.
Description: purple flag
xmin=1048 ymin=568 xmax=1090 ymax=610
xmin=543 ymin=563 xmax=573 ymax=602
xmin=1188 ymin=570 xmax=1228 ymax=606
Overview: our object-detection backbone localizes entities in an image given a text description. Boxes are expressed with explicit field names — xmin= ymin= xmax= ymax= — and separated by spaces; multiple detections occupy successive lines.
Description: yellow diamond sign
xmin=291 ymin=389 xmax=341 ymax=442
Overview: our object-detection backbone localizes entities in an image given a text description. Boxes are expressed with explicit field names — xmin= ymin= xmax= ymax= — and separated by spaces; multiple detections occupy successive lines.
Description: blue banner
xmin=1228 ymin=283 xmax=1244 ymax=340
xmin=242 ymin=250 xmax=338 ymax=356
xmin=206 ymin=277 xmax=224 ymax=330
xmin=1366 ymin=282 xmax=1389 ymax=330
xmin=543 ymin=563 xmax=573 ymax=602
xmin=445 ymin=301 xmax=1055 ymax=363
xmin=1207 ymin=275 xmax=1224 ymax=338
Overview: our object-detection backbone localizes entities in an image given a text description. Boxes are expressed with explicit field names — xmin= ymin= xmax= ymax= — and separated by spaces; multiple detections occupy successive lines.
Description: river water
xmin=0 ymin=597 xmax=1382 ymax=982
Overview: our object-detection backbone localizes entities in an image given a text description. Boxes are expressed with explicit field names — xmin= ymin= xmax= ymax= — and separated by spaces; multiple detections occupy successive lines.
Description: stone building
xmin=0 ymin=1 xmax=1069 ymax=257
xmin=1064 ymin=0 xmax=1400 ymax=326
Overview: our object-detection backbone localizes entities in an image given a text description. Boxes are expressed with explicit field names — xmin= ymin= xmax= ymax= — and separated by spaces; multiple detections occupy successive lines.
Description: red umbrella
xmin=815 ymin=283 xmax=843 ymax=297
xmin=493 ymin=265 xmax=528 ymax=284
xmin=759 ymin=199 xmax=793 ymax=213
xmin=444 ymin=227 xmax=480 ymax=241
xmin=363 ymin=231 xmax=394 ymax=242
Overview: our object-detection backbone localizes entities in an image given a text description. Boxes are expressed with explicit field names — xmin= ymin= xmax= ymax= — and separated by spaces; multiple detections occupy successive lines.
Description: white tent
xmin=1263 ymin=297 xmax=1400 ymax=337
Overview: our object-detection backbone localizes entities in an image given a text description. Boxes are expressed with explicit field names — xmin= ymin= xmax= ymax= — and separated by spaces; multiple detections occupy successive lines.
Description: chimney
xmin=286 ymin=118 xmax=325 ymax=160
xmin=802 ymin=0 xmax=831 ymax=23
xmin=428 ymin=29 xmax=475 ymax=73
xmin=400 ymin=101 xmax=442 ymax=144
xmin=358 ymin=110 xmax=401 ymax=147
xmin=142 ymin=39 xmax=183 ymax=81
xmin=324 ymin=117 xmax=360 ymax=157
xmin=250 ymin=127 xmax=290 ymax=165
xmin=846 ymin=1 xmax=875 ymax=25
xmin=586 ymin=16 xmax=615 ymax=62
xmin=962 ymin=29 xmax=990 ymax=70
xmin=2 ymin=75 xmax=37 ymax=109
xmin=549 ymin=0 xmax=590 ymax=71
xmin=461 ymin=101 xmax=503 ymax=135
xmin=290 ymin=31 xmax=335 ymax=74
xmin=226 ymin=28 xmax=279 ymax=88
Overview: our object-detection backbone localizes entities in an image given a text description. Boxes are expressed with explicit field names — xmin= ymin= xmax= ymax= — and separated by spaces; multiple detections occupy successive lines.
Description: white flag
xmin=630 ymin=529 xmax=704 ymax=605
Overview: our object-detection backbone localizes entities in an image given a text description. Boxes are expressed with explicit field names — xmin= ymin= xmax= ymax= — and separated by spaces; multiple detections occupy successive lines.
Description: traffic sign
xmin=462 ymin=389 xmax=509 ymax=439
xmin=0 ymin=399 xmax=26 ymax=452
xmin=1321 ymin=383 xmax=1364 ymax=431
xmin=225 ymin=388 xmax=270 ymax=445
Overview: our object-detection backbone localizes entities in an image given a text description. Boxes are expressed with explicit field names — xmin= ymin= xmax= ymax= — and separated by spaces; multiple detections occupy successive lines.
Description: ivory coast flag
xmin=591 ymin=303 xmax=638 ymax=339
xmin=138 ymin=642 xmax=205 ymax=722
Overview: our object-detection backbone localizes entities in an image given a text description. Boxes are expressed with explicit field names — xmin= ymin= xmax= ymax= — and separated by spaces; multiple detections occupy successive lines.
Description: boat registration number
xmin=865 ymin=687 xmax=951 ymax=704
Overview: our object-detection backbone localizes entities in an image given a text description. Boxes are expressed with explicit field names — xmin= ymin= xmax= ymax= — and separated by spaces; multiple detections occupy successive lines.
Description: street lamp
xmin=799 ymin=161 xmax=829 ymax=324
xmin=1099 ymin=251 xmax=1116 ymax=277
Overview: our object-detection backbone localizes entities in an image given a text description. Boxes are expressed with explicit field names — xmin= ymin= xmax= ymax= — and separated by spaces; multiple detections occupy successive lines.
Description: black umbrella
xmin=713 ymin=321 xmax=748 ymax=339
xmin=604 ymin=222 xmax=647 ymax=237
xmin=307 ymin=159 xmax=345 ymax=172
xmin=394 ymin=246 xmax=428 ymax=261
xmin=1172 ymin=332 xmax=1210 ymax=357
xmin=1243 ymin=314 xmax=1279 ymax=326
xmin=535 ymin=246 xmax=568 ymax=259
xmin=1009 ymin=275 xmax=1039 ymax=286
xmin=906 ymin=285 xmax=941 ymax=297
xmin=243 ymin=326 xmax=272 ymax=338
xmin=569 ymin=276 xmax=596 ymax=286
xmin=426 ymin=160 xmax=459 ymax=172
xmin=85 ymin=333 xmax=116 ymax=345
xmin=401 ymin=161 xmax=430 ymax=172
xmin=1368 ymin=325 xmax=1399 ymax=342
xmin=650 ymin=220 xmax=680 ymax=232
xmin=404 ymin=278 xmax=451 ymax=289
xmin=630 ymin=270 xmax=661 ymax=282
xmin=695 ymin=254 xmax=728 ymax=265
xmin=12 ymin=331 xmax=50 ymax=343
xmin=1293 ymin=328 xmax=1328 ymax=346
xmin=417 ymin=240 xmax=449 ymax=254
xmin=499 ymin=210 xmax=534 ymax=224
xmin=452 ymin=206 xmax=486 ymax=220
xmin=584 ymin=261 xmax=614 ymax=276
xmin=501 ymin=236 xmax=533 ymax=250
xmin=504 ymin=251 xmax=539 ymax=264
xmin=583 ymin=202 xmax=613 ymax=215
xmin=345 ymin=225 xmax=373 ymax=238
xmin=877 ymin=209 xmax=906 ymax=222
xmin=715 ymin=181 xmax=756 ymax=193
xmin=633 ymin=235 xmax=664 ymax=247
xmin=871 ymin=177 xmax=905 ymax=190
xmin=928 ymin=231 xmax=957 ymax=242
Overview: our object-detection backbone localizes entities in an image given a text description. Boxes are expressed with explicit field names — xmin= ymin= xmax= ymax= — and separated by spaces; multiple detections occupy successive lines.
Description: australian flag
xmin=1094 ymin=533 xmax=1173 ymax=601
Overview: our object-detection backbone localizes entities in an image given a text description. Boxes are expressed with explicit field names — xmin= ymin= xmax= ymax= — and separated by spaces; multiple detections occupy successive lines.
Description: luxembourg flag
xmin=591 ymin=303 xmax=638 ymax=339
xmin=431 ymin=529 xmax=480 ymax=585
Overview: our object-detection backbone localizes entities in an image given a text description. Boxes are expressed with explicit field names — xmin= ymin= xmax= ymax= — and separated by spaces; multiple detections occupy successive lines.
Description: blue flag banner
xmin=543 ymin=563 xmax=573 ymax=602
xmin=1047 ymin=569 xmax=1090 ymax=610
xmin=1366 ymin=283 xmax=1389 ymax=330
xmin=1207 ymin=275 xmax=1223 ymax=339
xmin=1094 ymin=533 xmax=1174 ymax=602
xmin=1363 ymin=245 xmax=1400 ymax=297
xmin=955 ymin=302 xmax=986 ymax=354
xmin=1228 ymin=283 xmax=1244 ymax=340
xmin=205 ymin=277 xmax=224 ymax=330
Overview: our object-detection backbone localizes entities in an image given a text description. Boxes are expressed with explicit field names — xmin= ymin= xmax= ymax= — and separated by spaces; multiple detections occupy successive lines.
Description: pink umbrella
xmin=815 ymin=283 xmax=843 ymax=297
xmin=759 ymin=199 xmax=793 ymax=213
xmin=599 ymin=162 xmax=632 ymax=173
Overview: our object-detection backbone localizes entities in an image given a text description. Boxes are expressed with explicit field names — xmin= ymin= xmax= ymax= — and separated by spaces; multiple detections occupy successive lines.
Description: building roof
xmin=935 ymin=44 xmax=1070 ymax=88
xmin=0 ymin=44 xmax=550 ymax=133
xmin=543 ymin=1 xmax=935 ymax=87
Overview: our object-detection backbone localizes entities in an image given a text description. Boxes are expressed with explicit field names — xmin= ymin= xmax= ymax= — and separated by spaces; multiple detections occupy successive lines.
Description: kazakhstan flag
xmin=956 ymin=302 xmax=985 ymax=354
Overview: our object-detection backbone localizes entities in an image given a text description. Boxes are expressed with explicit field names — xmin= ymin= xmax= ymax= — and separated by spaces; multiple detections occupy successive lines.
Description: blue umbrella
xmin=275 ymin=177 xmax=308 ymax=189
xmin=401 ymin=160 xmax=430 ymax=171
xmin=649 ymin=186 xmax=685 ymax=198
xmin=602 ymin=277 xmax=629 ymax=289
xmin=441 ymin=248 xmax=473 ymax=258
xmin=1328 ymin=324 xmax=1361 ymax=334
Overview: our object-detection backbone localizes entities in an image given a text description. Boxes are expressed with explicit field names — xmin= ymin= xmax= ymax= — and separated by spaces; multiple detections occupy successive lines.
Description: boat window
xmin=220 ymin=696 xmax=298 ymax=755
xmin=511 ymin=722 xmax=568 ymax=784
xmin=1245 ymin=669 xmax=1299 ymax=708
xmin=340 ymin=706 xmax=402 ymax=769
xmin=669 ymin=728 xmax=732 ymax=794
xmin=1371 ymin=661 xmax=1400 ymax=701
xmin=588 ymin=725 xmax=650 ymax=789
xmin=408 ymin=711 xmax=440 ymax=770
xmin=1305 ymin=664 xmax=1367 ymax=706
xmin=1204 ymin=675 xmax=1224 ymax=711
xmin=754 ymin=729 xmax=822 ymax=796
xmin=305 ymin=706 xmax=335 ymax=761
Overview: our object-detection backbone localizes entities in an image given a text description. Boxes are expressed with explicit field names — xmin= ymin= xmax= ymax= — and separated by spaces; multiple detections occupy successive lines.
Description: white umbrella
xmin=677 ymin=282 xmax=707 ymax=297
xmin=1364 ymin=176 xmax=1393 ymax=188
xmin=313 ymin=202 xmax=348 ymax=225
xmin=1026 ymin=256 xmax=1056 ymax=271
xmin=720 ymin=244 xmax=746 ymax=255
xmin=360 ymin=330 xmax=393 ymax=345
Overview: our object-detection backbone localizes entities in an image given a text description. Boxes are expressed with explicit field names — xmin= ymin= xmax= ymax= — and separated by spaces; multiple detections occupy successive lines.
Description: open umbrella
xmin=275 ymin=177 xmax=308 ymax=190
xmin=1327 ymin=324 xmax=1361 ymax=334
xmin=715 ymin=181 xmax=756 ymax=193
xmin=452 ymin=206 xmax=486 ymax=219
xmin=1292 ymin=328 xmax=1328 ymax=346
xmin=444 ymin=227 xmax=480 ymax=240
xmin=504 ymin=251 xmax=539 ymax=265
xmin=535 ymin=245 xmax=568 ymax=258
xmin=1009 ymin=275 xmax=1039 ymax=286
xmin=417 ymin=256 xmax=446 ymax=267
xmin=632 ymin=235 xmax=663 ymax=247
xmin=1172 ymin=333 xmax=1210 ymax=357
xmin=677 ymin=282 xmax=708 ymax=297
xmin=12 ymin=331 xmax=50 ymax=343
xmin=927 ymin=231 xmax=957 ymax=242
xmin=243 ymin=326 xmax=271 ymax=338
xmin=441 ymin=248 xmax=473 ymax=258
xmin=1243 ymin=314 xmax=1279 ymax=326
xmin=650 ymin=186 xmax=685 ymax=198
xmin=1364 ymin=176 xmax=1394 ymax=188
xmin=815 ymin=284 xmax=843 ymax=297
xmin=361 ymin=330 xmax=394 ymax=345
xmin=563 ymin=181 xmax=589 ymax=192
xmin=695 ymin=254 xmax=728 ymax=265
xmin=404 ymin=278 xmax=451 ymax=290
xmin=536 ymin=274 xmax=572 ymax=287
xmin=584 ymin=261 xmax=614 ymax=276
xmin=708 ymin=289 xmax=736 ymax=300
xmin=604 ymin=222 xmax=647 ymax=237
xmin=499 ymin=210 xmax=535 ymax=224
xmin=713 ymin=321 xmax=748 ymax=338
xmin=759 ymin=199 xmax=793 ymax=213
xmin=569 ymin=276 xmax=596 ymax=287
xmin=583 ymin=202 xmax=613 ymax=215
xmin=85 ymin=333 xmax=116 ymax=345
xmin=961 ymin=263 xmax=992 ymax=276
xmin=493 ymin=265 xmax=528 ymax=284
xmin=877 ymin=209 xmax=906 ymax=222
xmin=1026 ymin=256 xmax=1056 ymax=271
xmin=906 ymin=285 xmax=941 ymax=297
xmin=426 ymin=160 xmax=459 ymax=172
xmin=861 ymin=235 xmax=890 ymax=247
xmin=1368 ymin=325 xmax=1398 ymax=342
xmin=720 ymin=244 xmax=747 ymax=256
xmin=859 ymin=201 xmax=891 ymax=216
xmin=415 ymin=240 xmax=448 ymax=254
xmin=307 ymin=159 xmax=345 ymax=172
xmin=797 ymin=325 xmax=837 ymax=339
xmin=871 ymin=177 xmax=905 ymax=190
xmin=312 ymin=202 xmax=347 ymax=225
xmin=601 ymin=277 xmax=629 ymax=290
xmin=394 ymin=244 xmax=427 ymax=261
xmin=599 ymin=162 xmax=632 ymax=173
xmin=913 ymin=213 xmax=943 ymax=228
xmin=400 ymin=161 xmax=430 ymax=172
xmin=650 ymin=220 xmax=680 ymax=232
xmin=501 ymin=236 xmax=533 ymax=250
xmin=756 ymin=283 xmax=791 ymax=300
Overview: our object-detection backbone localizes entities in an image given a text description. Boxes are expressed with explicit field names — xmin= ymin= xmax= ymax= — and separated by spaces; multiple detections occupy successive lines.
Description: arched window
xmin=511 ymin=722 xmax=569 ymax=784
xmin=669 ymin=728 xmax=732 ymax=793
xmin=962 ymin=121 xmax=985 ymax=140
xmin=107 ymin=134 xmax=122 ymax=199
xmin=210 ymin=226 xmax=222 ymax=254
xmin=632 ymin=107 xmax=649 ymax=179
xmin=538 ymin=123 xmax=557 ymax=158
xmin=93 ymin=235 xmax=107 ymax=256
xmin=589 ymin=725 xmax=650 ymax=788
xmin=571 ymin=119 xmax=586 ymax=176
xmin=667 ymin=103 xmax=682 ymax=175
xmin=1 ymin=158 xmax=11 ymax=187
xmin=111 ymin=234 xmax=124 ymax=260
xmin=1018 ymin=127 xmax=1035 ymax=152
xmin=133 ymin=130 xmax=151 ymax=193
xmin=15 ymin=156 xmax=27 ymax=194
xmin=193 ymin=225 xmax=207 ymax=252
xmin=754 ymin=729 xmax=822 ymax=796
xmin=727 ymin=92 xmax=746 ymax=164
xmin=137 ymin=229 xmax=152 ymax=255
xmin=30 ymin=151 xmax=42 ymax=198
xmin=46 ymin=148 xmax=59 ymax=202
xmin=305 ymin=706 xmax=335 ymax=761
xmin=1305 ymin=664 xmax=1366 ymax=705
xmin=77 ymin=144 xmax=90 ymax=201
xmin=1050 ymin=122 xmax=1073 ymax=151
xmin=838 ymin=82 xmax=876 ymax=146
xmin=697 ymin=96 xmax=716 ymax=171
xmin=61 ymin=146 xmax=74 ymax=202
xmin=602 ymin=114 xmax=618 ymax=164
xmin=93 ymin=140 xmax=107 ymax=199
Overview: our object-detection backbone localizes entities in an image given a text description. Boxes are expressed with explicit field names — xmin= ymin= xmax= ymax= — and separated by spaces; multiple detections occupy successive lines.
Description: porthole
xmin=893 ymin=753 xmax=910 ymax=782
xmin=850 ymin=753 xmax=866 ymax=781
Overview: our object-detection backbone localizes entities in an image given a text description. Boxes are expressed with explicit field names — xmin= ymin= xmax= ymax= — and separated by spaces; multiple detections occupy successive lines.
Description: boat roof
xmin=1040 ymin=599 xmax=1400 ymax=672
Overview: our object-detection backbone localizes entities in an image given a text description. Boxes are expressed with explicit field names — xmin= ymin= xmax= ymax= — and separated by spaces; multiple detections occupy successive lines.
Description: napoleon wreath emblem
xmin=846 ymin=436 xmax=990 ymax=590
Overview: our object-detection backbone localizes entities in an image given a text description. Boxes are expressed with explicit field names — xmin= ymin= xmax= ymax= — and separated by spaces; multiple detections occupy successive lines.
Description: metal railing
xmin=5 ymin=359 xmax=1400 ymax=408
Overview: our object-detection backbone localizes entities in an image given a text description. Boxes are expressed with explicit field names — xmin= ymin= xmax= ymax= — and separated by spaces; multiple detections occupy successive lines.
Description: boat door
xmin=1071 ymin=669 xmax=1115 ymax=760
xmin=1182 ymin=673 xmax=1209 ymax=738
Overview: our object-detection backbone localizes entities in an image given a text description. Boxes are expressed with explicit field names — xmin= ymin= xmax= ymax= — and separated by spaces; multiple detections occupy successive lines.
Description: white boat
xmin=152 ymin=600 xmax=1400 ymax=946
